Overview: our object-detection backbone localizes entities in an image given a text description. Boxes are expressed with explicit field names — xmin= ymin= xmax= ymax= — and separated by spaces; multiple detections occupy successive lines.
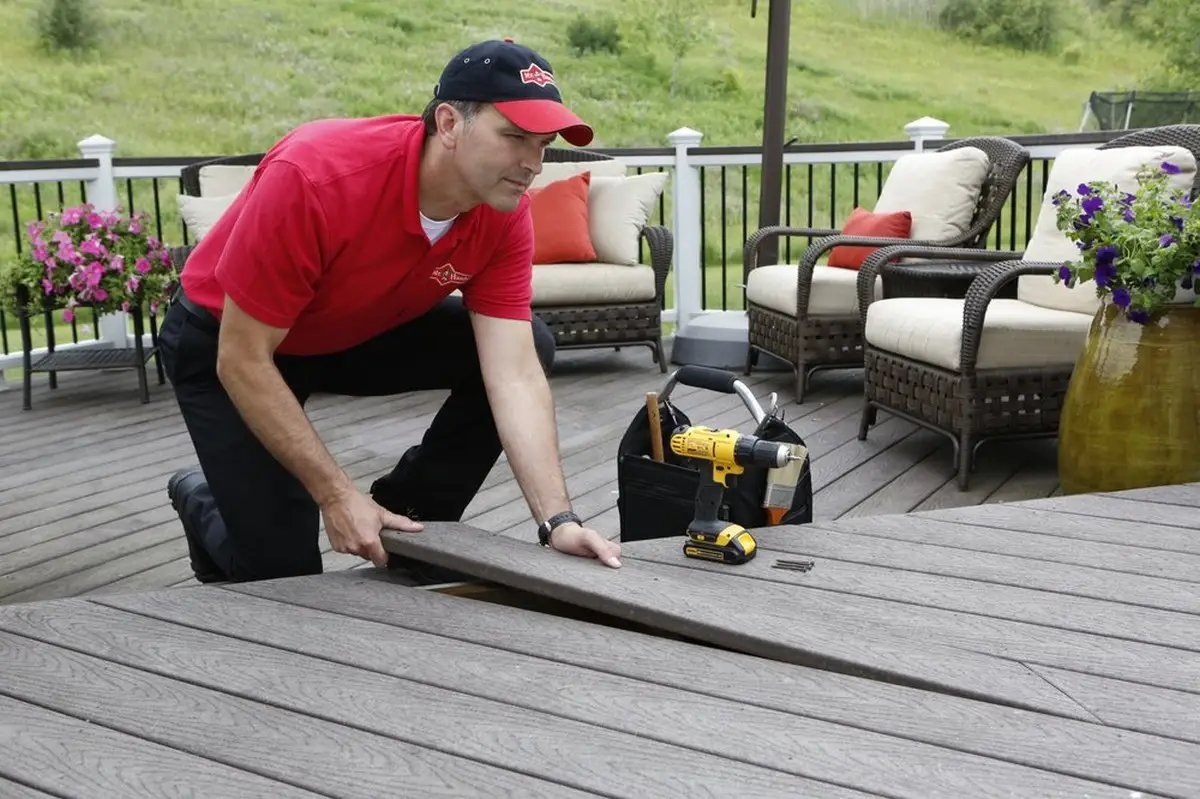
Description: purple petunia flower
xmin=1095 ymin=261 xmax=1117 ymax=288
xmin=1112 ymin=288 xmax=1131 ymax=308
xmin=1160 ymin=234 xmax=1175 ymax=248
xmin=1082 ymin=195 xmax=1104 ymax=216
xmin=1192 ymin=259 xmax=1200 ymax=274
xmin=1095 ymin=245 xmax=1117 ymax=264
xmin=1058 ymin=265 xmax=1072 ymax=282
xmin=1162 ymin=162 xmax=1181 ymax=174
xmin=1123 ymin=209 xmax=1135 ymax=223
xmin=1129 ymin=309 xmax=1150 ymax=324
xmin=1077 ymin=183 xmax=1093 ymax=196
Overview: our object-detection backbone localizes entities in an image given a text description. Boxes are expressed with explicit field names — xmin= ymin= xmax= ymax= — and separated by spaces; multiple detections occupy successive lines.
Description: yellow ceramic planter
xmin=1059 ymin=298 xmax=1200 ymax=495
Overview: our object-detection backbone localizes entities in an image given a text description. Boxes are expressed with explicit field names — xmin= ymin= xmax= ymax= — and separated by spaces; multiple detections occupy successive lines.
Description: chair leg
xmin=858 ymin=401 xmax=877 ymax=440
xmin=744 ymin=346 xmax=758 ymax=376
xmin=19 ymin=309 xmax=32 ymax=411
xmin=793 ymin=362 xmax=807 ymax=403
xmin=956 ymin=430 xmax=973 ymax=490
xmin=653 ymin=337 xmax=667 ymax=373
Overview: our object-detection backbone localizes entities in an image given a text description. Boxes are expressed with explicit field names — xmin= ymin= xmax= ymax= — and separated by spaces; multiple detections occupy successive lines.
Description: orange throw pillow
xmin=527 ymin=172 xmax=597 ymax=264
xmin=827 ymin=206 xmax=912 ymax=270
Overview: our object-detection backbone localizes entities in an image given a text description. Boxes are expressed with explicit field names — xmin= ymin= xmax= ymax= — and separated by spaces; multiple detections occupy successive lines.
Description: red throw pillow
xmin=827 ymin=206 xmax=912 ymax=270
xmin=527 ymin=172 xmax=597 ymax=264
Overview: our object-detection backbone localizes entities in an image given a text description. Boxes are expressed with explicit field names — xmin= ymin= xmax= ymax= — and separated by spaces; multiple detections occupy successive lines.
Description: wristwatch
xmin=537 ymin=510 xmax=581 ymax=546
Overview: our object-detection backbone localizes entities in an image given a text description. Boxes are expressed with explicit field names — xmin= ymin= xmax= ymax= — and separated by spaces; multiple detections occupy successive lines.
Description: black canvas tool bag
xmin=615 ymin=365 xmax=814 ymax=542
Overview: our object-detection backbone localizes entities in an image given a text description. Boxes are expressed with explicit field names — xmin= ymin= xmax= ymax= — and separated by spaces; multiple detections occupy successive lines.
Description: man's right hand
xmin=321 ymin=485 xmax=424 ymax=567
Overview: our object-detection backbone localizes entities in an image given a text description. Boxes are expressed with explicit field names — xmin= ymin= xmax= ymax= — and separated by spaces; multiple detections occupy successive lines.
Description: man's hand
xmin=321 ymin=485 xmax=423 ymax=567
xmin=550 ymin=523 xmax=621 ymax=568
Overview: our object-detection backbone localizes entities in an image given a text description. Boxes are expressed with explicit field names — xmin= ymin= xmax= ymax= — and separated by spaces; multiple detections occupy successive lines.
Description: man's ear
xmin=433 ymin=103 xmax=464 ymax=147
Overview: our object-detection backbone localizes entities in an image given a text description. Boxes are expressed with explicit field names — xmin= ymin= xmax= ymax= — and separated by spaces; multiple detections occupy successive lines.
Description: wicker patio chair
xmin=742 ymin=136 xmax=1031 ymax=401
xmin=178 ymin=147 xmax=674 ymax=371
xmin=853 ymin=124 xmax=1200 ymax=489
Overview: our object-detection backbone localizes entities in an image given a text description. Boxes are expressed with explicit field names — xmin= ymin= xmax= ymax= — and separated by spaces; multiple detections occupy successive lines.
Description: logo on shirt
xmin=519 ymin=63 xmax=555 ymax=87
xmin=430 ymin=262 xmax=472 ymax=286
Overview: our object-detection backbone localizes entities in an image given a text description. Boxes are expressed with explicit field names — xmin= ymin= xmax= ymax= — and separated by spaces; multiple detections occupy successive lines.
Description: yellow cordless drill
xmin=668 ymin=425 xmax=800 ymax=564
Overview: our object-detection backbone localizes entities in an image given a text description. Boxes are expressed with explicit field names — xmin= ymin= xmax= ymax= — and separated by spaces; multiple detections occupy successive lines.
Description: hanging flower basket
xmin=0 ymin=203 xmax=178 ymax=320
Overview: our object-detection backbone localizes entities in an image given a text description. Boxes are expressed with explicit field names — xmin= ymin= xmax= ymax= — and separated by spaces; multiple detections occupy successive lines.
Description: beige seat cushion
xmin=531 ymin=263 xmax=657 ymax=306
xmin=865 ymin=297 xmax=1094 ymax=371
xmin=872 ymin=147 xmax=992 ymax=242
xmin=1018 ymin=144 xmax=1197 ymax=314
xmin=746 ymin=264 xmax=881 ymax=317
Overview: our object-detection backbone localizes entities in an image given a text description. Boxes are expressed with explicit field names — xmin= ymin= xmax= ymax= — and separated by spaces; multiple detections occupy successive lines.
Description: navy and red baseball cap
xmin=434 ymin=39 xmax=594 ymax=147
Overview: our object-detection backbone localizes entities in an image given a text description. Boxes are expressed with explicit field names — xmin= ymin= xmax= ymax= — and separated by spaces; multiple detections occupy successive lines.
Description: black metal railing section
xmin=0 ymin=128 xmax=1126 ymax=355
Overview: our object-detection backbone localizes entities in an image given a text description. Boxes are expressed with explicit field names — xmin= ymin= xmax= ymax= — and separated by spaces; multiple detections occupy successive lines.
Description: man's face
xmin=443 ymin=104 xmax=557 ymax=212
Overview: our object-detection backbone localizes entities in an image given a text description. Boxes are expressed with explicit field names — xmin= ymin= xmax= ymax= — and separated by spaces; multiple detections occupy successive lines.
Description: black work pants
xmin=158 ymin=293 xmax=556 ymax=582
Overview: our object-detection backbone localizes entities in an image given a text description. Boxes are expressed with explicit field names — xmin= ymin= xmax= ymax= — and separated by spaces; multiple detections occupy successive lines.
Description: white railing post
xmin=78 ymin=134 xmax=129 ymax=349
xmin=903 ymin=116 xmax=950 ymax=152
xmin=666 ymin=126 xmax=704 ymax=335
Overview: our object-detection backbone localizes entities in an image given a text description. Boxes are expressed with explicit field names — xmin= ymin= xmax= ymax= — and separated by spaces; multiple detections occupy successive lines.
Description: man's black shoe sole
xmin=167 ymin=469 xmax=226 ymax=584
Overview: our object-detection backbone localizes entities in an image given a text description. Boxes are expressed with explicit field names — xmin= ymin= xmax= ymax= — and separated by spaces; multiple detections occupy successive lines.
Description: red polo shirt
xmin=179 ymin=115 xmax=535 ymax=355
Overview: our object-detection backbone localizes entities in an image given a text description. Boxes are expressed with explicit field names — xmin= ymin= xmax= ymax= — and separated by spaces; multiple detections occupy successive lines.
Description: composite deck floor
xmin=0 ymin=344 xmax=1059 ymax=604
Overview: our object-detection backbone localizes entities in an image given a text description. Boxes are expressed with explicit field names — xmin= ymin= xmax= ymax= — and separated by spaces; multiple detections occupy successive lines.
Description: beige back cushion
xmin=587 ymin=172 xmax=670 ymax=265
xmin=198 ymin=164 xmax=258 ymax=198
xmin=177 ymin=193 xmax=238 ymax=240
xmin=872 ymin=146 xmax=992 ymax=241
xmin=1018 ymin=145 xmax=1197 ymax=314
xmin=532 ymin=159 xmax=627 ymax=188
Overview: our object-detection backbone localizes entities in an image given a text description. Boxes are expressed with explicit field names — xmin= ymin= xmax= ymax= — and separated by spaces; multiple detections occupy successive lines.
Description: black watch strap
xmin=538 ymin=510 xmax=581 ymax=546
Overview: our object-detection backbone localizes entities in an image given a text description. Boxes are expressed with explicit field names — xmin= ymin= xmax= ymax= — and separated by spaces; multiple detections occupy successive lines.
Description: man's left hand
xmin=550 ymin=523 xmax=621 ymax=568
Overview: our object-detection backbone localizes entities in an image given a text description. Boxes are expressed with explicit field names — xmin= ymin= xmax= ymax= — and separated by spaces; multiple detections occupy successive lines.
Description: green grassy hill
xmin=0 ymin=0 xmax=1163 ymax=159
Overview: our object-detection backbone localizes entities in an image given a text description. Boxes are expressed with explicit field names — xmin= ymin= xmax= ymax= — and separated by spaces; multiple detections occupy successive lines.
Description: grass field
xmin=0 ymin=0 xmax=1161 ymax=158
xmin=0 ymin=0 xmax=1166 ymax=350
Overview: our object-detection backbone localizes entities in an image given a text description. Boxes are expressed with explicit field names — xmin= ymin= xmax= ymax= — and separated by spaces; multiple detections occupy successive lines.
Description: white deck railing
xmin=0 ymin=116 xmax=1122 ymax=373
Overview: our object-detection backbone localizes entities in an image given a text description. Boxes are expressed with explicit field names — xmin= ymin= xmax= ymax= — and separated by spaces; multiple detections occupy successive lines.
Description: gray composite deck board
xmin=912 ymin=496 xmax=1200 ymax=555
xmin=0 ymin=776 xmax=61 ymax=799
xmin=0 ymin=575 xmax=1181 ymax=799
xmin=0 ymin=629 xmax=601 ymax=799
xmin=0 ymin=694 xmax=325 ymax=799
xmin=621 ymin=530 xmax=1200 ymax=645
xmin=800 ymin=523 xmax=1200 ymax=610
xmin=807 ymin=513 xmax=1200 ymax=587
xmin=234 ymin=570 xmax=1200 ymax=798
xmin=379 ymin=511 xmax=1200 ymax=763
xmin=0 ymin=591 xmax=879 ymax=798
xmin=91 ymin=586 xmax=1130 ymax=799
xmin=0 ymin=349 xmax=1060 ymax=604
xmin=379 ymin=524 xmax=1099 ymax=719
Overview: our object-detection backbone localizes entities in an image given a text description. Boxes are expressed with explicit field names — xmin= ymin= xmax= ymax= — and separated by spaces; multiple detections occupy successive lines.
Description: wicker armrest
xmin=857 ymin=245 xmax=1024 ymax=318
xmin=959 ymin=260 xmax=1060 ymax=372
xmin=640 ymin=224 xmax=674 ymax=304
xmin=742 ymin=224 xmax=840 ymax=273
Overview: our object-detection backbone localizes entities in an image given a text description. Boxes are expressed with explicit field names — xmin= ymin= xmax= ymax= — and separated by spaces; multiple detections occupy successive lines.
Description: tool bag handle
xmin=660 ymin=366 xmax=766 ymax=424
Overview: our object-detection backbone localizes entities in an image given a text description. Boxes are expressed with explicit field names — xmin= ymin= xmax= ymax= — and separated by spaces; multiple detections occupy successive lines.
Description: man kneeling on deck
xmin=158 ymin=39 xmax=622 ymax=584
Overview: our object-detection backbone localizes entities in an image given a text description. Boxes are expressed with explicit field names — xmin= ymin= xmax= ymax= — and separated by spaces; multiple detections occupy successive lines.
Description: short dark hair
xmin=422 ymin=98 xmax=486 ymax=136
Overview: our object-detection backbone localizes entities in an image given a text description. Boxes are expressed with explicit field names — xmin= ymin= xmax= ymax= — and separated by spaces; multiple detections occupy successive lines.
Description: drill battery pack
xmin=615 ymin=365 xmax=814 ymax=543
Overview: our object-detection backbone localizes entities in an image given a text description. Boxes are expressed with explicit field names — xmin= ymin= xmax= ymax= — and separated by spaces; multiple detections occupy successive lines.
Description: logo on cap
xmin=519 ymin=63 xmax=556 ymax=87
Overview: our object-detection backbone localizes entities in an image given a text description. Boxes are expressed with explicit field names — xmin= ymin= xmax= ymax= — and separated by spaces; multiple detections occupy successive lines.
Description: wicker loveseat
xmin=176 ymin=147 xmax=674 ymax=371
xmin=853 ymin=125 xmax=1200 ymax=489
xmin=742 ymin=136 xmax=1031 ymax=401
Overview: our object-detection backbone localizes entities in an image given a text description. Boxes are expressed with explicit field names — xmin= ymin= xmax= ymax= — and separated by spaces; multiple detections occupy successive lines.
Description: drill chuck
xmin=735 ymin=436 xmax=793 ymax=469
